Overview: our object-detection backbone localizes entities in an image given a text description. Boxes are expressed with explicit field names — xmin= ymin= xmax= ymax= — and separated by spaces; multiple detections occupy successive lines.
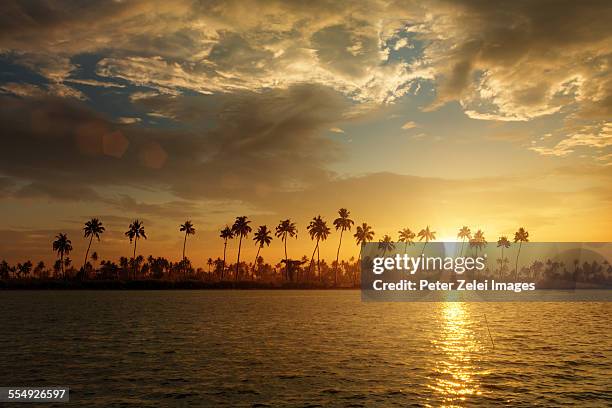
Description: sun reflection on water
xmin=427 ymin=302 xmax=484 ymax=407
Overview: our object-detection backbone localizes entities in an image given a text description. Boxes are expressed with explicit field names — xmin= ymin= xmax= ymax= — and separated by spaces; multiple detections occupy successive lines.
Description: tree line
xmin=2 ymin=212 xmax=610 ymax=286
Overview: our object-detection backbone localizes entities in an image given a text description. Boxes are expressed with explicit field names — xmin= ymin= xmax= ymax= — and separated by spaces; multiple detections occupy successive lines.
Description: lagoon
xmin=0 ymin=290 xmax=610 ymax=406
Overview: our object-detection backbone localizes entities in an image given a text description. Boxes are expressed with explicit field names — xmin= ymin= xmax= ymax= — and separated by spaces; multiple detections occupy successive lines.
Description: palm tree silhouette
xmin=378 ymin=235 xmax=395 ymax=257
xmin=307 ymin=216 xmax=331 ymax=281
xmin=333 ymin=208 xmax=354 ymax=286
xmin=354 ymin=223 xmax=375 ymax=246
xmin=83 ymin=218 xmax=105 ymax=275
xmin=219 ymin=226 xmax=233 ymax=279
xmin=53 ymin=233 xmax=73 ymax=279
xmin=253 ymin=225 xmax=273 ymax=279
xmin=457 ymin=226 xmax=471 ymax=256
xmin=513 ymin=227 xmax=529 ymax=279
xmin=207 ymin=257 xmax=213 ymax=274
xmin=497 ymin=257 xmax=510 ymax=278
xmin=354 ymin=222 xmax=375 ymax=265
xmin=231 ymin=216 xmax=252 ymax=281
xmin=469 ymin=229 xmax=486 ymax=253
xmin=496 ymin=236 xmax=511 ymax=275
xmin=398 ymin=227 xmax=415 ymax=253
xmin=17 ymin=261 xmax=32 ymax=279
xmin=417 ymin=226 xmax=436 ymax=255
xmin=275 ymin=219 xmax=297 ymax=280
xmin=34 ymin=261 xmax=45 ymax=278
xmin=125 ymin=219 xmax=146 ymax=280
xmin=179 ymin=220 xmax=196 ymax=261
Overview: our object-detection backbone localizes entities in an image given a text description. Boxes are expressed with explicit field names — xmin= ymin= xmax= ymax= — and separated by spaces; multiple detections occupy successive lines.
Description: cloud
xmin=0 ymin=177 xmax=16 ymax=194
xmin=6 ymin=53 xmax=87 ymax=99
xmin=401 ymin=121 xmax=418 ymax=130
xmin=0 ymin=84 xmax=350 ymax=202
xmin=422 ymin=1 xmax=612 ymax=122
xmin=329 ymin=127 xmax=345 ymax=133
xmin=1 ymin=0 xmax=608 ymax=121
xmin=0 ymin=1 xmax=428 ymax=103
xmin=13 ymin=182 xmax=103 ymax=202
xmin=530 ymin=122 xmax=612 ymax=159
xmin=64 ymin=78 xmax=125 ymax=88
xmin=117 ymin=117 xmax=141 ymax=124
xmin=0 ymin=82 xmax=46 ymax=98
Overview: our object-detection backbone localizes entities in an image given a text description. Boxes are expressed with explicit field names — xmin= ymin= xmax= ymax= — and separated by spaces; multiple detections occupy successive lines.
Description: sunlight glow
xmin=427 ymin=303 xmax=484 ymax=407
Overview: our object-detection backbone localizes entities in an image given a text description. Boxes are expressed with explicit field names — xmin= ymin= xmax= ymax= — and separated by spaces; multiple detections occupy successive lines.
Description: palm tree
xmin=378 ymin=235 xmax=395 ymax=257
xmin=53 ymin=233 xmax=73 ymax=279
xmin=231 ymin=216 xmax=252 ymax=281
xmin=496 ymin=236 xmax=511 ymax=275
xmin=513 ymin=227 xmax=529 ymax=279
xmin=91 ymin=251 xmax=99 ymax=274
xmin=497 ymin=257 xmax=510 ymax=278
xmin=83 ymin=218 xmax=105 ymax=274
xmin=457 ymin=226 xmax=471 ymax=256
xmin=64 ymin=257 xmax=72 ymax=273
xmin=469 ymin=229 xmax=487 ymax=256
xmin=18 ymin=261 xmax=33 ymax=279
xmin=333 ymin=208 xmax=354 ymax=286
xmin=125 ymin=219 xmax=146 ymax=280
xmin=219 ymin=226 xmax=233 ymax=279
xmin=207 ymin=258 xmax=213 ymax=274
xmin=179 ymin=220 xmax=196 ymax=260
xmin=253 ymin=225 xmax=273 ymax=279
xmin=398 ymin=228 xmax=415 ymax=253
xmin=417 ymin=226 xmax=436 ymax=255
xmin=275 ymin=219 xmax=297 ymax=280
xmin=354 ymin=223 xmax=375 ymax=263
xmin=34 ymin=260 xmax=45 ymax=278
xmin=178 ymin=220 xmax=196 ymax=280
xmin=307 ymin=216 xmax=331 ymax=281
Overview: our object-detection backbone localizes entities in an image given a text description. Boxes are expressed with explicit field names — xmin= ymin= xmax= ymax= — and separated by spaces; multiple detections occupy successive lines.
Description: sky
xmin=0 ymin=0 xmax=611 ymax=266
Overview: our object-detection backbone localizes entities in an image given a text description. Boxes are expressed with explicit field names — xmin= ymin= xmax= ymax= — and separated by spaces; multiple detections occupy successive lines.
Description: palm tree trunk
xmin=515 ymin=242 xmax=522 ymax=280
xmin=133 ymin=237 xmax=138 ymax=280
xmin=182 ymin=232 xmax=188 ymax=280
xmin=335 ymin=229 xmax=344 ymax=287
xmin=460 ymin=238 xmax=465 ymax=256
xmin=253 ymin=246 xmax=261 ymax=280
xmin=284 ymin=236 xmax=288 ymax=281
xmin=60 ymin=253 xmax=65 ymax=279
xmin=308 ymin=239 xmax=319 ymax=281
xmin=235 ymin=235 xmax=243 ymax=281
xmin=83 ymin=235 xmax=93 ymax=278
xmin=354 ymin=253 xmax=360 ymax=286
xmin=222 ymin=240 xmax=227 ymax=280
xmin=317 ymin=246 xmax=321 ymax=282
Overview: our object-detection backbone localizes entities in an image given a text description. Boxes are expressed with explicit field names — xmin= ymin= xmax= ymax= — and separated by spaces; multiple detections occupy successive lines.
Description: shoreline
xmin=0 ymin=279 xmax=360 ymax=290
xmin=1 ymin=279 xmax=608 ymax=291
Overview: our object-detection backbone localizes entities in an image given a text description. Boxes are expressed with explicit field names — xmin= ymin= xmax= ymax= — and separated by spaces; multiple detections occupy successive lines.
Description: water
xmin=0 ymin=291 xmax=610 ymax=407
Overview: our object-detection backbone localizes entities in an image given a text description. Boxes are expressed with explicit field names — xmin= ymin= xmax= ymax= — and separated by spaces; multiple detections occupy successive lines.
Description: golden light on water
xmin=427 ymin=302 xmax=484 ymax=407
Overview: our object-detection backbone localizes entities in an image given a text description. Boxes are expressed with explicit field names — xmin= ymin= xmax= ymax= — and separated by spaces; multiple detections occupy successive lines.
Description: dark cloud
xmin=112 ymin=194 xmax=203 ymax=221
xmin=428 ymin=0 xmax=612 ymax=120
xmin=0 ymin=84 xmax=349 ymax=202
xmin=0 ymin=177 xmax=16 ymax=194
xmin=311 ymin=22 xmax=380 ymax=78
xmin=13 ymin=182 xmax=102 ymax=202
